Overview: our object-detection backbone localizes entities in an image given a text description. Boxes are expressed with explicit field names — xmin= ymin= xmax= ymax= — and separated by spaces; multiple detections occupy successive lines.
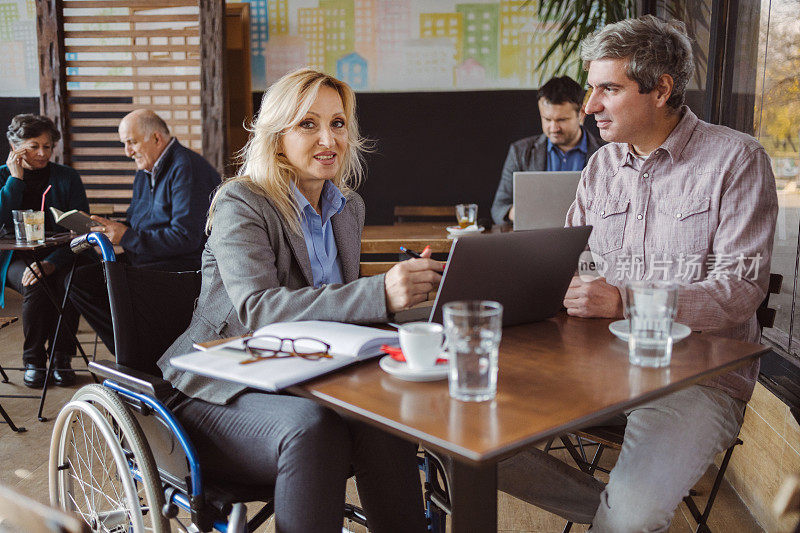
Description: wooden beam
xmin=65 ymin=60 xmax=201 ymax=68
xmin=71 ymin=117 xmax=199 ymax=127
xmin=71 ymin=132 xmax=202 ymax=140
xmin=64 ymin=28 xmax=198 ymax=38
xmin=67 ymin=75 xmax=198 ymax=83
xmin=69 ymin=89 xmax=199 ymax=98
xmin=72 ymin=161 xmax=135 ymax=170
xmin=64 ymin=0 xmax=195 ymax=7
xmin=69 ymin=103 xmax=198 ymax=112
xmin=36 ymin=0 xmax=69 ymax=165
xmin=66 ymin=45 xmax=199 ymax=53
xmin=64 ymin=14 xmax=198 ymax=23
xmin=200 ymin=0 xmax=227 ymax=174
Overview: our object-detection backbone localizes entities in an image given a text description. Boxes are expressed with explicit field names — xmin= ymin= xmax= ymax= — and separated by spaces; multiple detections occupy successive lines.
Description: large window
xmin=660 ymin=0 xmax=797 ymax=355
xmin=753 ymin=0 xmax=800 ymax=354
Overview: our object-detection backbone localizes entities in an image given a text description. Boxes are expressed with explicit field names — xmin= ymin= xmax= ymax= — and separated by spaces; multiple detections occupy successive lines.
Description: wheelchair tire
xmin=49 ymin=384 xmax=168 ymax=533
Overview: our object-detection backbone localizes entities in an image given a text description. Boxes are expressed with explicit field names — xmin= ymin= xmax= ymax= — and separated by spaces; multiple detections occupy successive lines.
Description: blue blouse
xmin=293 ymin=181 xmax=346 ymax=287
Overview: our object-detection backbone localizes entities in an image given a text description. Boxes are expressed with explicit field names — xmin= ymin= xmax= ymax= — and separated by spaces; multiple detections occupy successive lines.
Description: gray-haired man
xmin=499 ymin=15 xmax=777 ymax=532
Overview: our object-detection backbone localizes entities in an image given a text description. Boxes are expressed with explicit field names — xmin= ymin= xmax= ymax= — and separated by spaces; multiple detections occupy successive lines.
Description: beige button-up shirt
xmin=567 ymin=107 xmax=778 ymax=402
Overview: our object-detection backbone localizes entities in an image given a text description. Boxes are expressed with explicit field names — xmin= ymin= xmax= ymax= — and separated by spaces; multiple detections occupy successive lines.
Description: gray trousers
xmin=498 ymin=385 xmax=745 ymax=532
xmin=174 ymin=391 xmax=427 ymax=533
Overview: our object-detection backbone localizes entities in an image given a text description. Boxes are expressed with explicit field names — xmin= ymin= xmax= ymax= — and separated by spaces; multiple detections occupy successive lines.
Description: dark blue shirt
xmin=546 ymin=127 xmax=588 ymax=172
xmin=121 ymin=140 xmax=220 ymax=271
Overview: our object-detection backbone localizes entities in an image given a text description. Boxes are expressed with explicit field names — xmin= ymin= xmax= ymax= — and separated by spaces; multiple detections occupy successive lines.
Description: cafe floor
xmin=0 ymin=290 xmax=764 ymax=532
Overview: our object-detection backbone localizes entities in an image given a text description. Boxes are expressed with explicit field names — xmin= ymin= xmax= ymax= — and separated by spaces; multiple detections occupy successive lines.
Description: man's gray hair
xmin=580 ymin=15 xmax=695 ymax=110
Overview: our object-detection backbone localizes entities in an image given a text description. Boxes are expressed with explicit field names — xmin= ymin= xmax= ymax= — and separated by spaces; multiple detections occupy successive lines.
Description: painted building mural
xmin=0 ymin=0 xmax=38 ymax=96
xmin=256 ymin=0 xmax=565 ymax=91
xmin=0 ymin=0 xmax=566 ymax=96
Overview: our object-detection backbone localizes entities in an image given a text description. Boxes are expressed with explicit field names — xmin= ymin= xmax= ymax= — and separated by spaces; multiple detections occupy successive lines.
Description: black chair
xmin=554 ymin=273 xmax=784 ymax=533
xmin=103 ymin=259 xmax=201 ymax=376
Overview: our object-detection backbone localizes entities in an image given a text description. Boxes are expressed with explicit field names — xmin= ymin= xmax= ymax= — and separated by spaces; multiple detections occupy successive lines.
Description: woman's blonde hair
xmin=207 ymin=67 xmax=367 ymax=233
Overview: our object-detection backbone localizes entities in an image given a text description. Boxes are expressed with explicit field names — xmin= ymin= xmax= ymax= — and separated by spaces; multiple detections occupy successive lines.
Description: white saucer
xmin=446 ymin=225 xmax=484 ymax=236
xmin=378 ymin=355 xmax=448 ymax=382
xmin=609 ymin=320 xmax=691 ymax=346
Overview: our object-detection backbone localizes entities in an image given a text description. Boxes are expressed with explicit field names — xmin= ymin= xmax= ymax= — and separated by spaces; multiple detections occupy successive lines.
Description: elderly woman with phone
xmin=158 ymin=68 xmax=442 ymax=532
xmin=0 ymin=114 xmax=91 ymax=388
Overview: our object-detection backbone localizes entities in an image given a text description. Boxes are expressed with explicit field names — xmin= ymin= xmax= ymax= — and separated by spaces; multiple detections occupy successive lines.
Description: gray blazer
xmin=490 ymin=129 xmax=603 ymax=225
xmin=158 ymin=181 xmax=388 ymax=405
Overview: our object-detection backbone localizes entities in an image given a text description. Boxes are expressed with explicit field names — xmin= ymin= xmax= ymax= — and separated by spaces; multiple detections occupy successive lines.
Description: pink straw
xmin=41 ymin=185 xmax=51 ymax=212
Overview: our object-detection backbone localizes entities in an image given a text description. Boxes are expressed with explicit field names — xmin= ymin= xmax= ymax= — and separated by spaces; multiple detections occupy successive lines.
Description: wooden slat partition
xmin=59 ymin=0 xmax=205 ymax=218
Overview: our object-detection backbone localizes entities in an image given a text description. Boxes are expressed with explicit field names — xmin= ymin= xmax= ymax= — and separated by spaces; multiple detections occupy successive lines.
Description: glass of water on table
xmin=625 ymin=281 xmax=679 ymax=368
xmin=443 ymin=300 xmax=503 ymax=402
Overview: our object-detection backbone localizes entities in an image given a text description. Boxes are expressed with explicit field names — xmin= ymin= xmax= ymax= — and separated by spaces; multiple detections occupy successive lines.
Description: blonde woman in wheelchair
xmin=152 ymin=69 xmax=439 ymax=532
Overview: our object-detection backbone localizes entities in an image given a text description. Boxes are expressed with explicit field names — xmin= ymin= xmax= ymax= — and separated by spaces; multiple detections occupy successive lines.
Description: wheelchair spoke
xmin=71 ymin=426 xmax=120 ymax=509
xmin=67 ymin=491 xmax=93 ymax=525
xmin=68 ymin=413 xmax=129 ymax=522
xmin=87 ymin=419 xmax=121 ymax=500
xmin=77 ymin=412 xmax=95 ymax=511
xmin=69 ymin=424 xmax=93 ymax=514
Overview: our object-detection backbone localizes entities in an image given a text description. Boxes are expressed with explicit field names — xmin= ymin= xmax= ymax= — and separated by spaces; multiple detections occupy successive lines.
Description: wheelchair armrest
xmin=89 ymin=360 xmax=175 ymax=401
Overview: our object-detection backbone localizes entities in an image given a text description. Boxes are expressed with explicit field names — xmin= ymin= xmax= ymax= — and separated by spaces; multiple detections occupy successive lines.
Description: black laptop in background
xmin=394 ymin=226 xmax=592 ymax=326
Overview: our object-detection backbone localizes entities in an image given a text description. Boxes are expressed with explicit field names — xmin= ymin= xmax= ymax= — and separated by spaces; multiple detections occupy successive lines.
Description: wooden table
xmin=0 ymin=233 xmax=75 ymax=251
xmin=361 ymin=223 xmax=454 ymax=254
xmin=288 ymin=313 xmax=768 ymax=531
xmin=0 ymin=234 xmax=95 ymax=421
xmin=361 ymin=223 xmax=509 ymax=254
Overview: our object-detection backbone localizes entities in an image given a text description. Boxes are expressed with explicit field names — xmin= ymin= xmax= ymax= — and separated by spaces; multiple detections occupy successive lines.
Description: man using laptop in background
xmin=68 ymin=109 xmax=221 ymax=354
xmin=498 ymin=16 xmax=777 ymax=531
xmin=490 ymin=76 xmax=603 ymax=225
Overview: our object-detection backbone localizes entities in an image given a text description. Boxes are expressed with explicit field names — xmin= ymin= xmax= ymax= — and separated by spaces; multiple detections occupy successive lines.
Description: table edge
xmin=291 ymin=348 xmax=767 ymax=464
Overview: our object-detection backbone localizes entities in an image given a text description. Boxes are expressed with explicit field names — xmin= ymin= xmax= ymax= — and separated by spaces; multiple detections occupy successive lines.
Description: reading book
xmin=49 ymin=207 xmax=95 ymax=234
xmin=170 ymin=321 xmax=398 ymax=392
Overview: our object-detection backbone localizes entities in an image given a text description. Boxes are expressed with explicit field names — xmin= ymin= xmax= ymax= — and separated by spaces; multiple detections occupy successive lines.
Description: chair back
xmin=104 ymin=262 xmax=201 ymax=376
xmin=757 ymin=273 xmax=783 ymax=330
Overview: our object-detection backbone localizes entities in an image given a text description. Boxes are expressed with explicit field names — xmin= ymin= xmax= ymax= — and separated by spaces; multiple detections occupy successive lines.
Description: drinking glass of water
xmin=443 ymin=300 xmax=502 ymax=402
xmin=625 ymin=281 xmax=679 ymax=368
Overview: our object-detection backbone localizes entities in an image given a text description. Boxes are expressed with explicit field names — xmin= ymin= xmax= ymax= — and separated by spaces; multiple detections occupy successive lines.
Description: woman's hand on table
xmin=6 ymin=143 xmax=32 ymax=179
xmin=563 ymin=276 xmax=624 ymax=318
xmin=384 ymin=247 xmax=443 ymax=313
xmin=22 ymin=260 xmax=55 ymax=286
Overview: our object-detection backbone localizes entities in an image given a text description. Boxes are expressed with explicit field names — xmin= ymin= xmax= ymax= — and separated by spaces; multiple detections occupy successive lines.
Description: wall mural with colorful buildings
xmin=0 ymin=0 xmax=567 ymax=97
xmin=249 ymin=0 xmax=566 ymax=91
xmin=0 ymin=0 xmax=38 ymax=96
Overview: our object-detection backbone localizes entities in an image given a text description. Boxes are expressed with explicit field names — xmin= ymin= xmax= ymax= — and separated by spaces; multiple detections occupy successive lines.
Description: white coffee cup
xmin=399 ymin=322 xmax=444 ymax=370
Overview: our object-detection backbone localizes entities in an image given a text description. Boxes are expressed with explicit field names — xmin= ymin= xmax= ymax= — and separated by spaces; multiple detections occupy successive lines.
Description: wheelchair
xmin=47 ymin=232 xmax=449 ymax=532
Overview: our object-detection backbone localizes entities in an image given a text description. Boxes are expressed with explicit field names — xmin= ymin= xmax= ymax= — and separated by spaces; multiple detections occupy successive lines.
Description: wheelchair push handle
xmin=70 ymin=231 xmax=116 ymax=262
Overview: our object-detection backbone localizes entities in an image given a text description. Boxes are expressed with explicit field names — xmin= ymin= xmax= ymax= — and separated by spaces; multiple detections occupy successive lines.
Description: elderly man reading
xmin=69 ymin=110 xmax=221 ymax=354
xmin=498 ymin=15 xmax=778 ymax=532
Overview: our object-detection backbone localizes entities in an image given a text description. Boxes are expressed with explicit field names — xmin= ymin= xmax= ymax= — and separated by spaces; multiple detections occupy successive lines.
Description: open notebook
xmin=170 ymin=321 xmax=398 ymax=392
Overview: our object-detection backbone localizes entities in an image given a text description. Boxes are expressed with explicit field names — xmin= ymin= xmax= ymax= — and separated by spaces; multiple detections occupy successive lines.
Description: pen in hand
xmin=399 ymin=246 xmax=422 ymax=258
xmin=401 ymin=245 xmax=432 ymax=259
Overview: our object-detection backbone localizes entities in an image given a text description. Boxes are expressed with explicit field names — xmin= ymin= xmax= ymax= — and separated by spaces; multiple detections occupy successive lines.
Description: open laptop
xmin=512 ymin=171 xmax=582 ymax=231
xmin=394 ymin=226 xmax=592 ymax=326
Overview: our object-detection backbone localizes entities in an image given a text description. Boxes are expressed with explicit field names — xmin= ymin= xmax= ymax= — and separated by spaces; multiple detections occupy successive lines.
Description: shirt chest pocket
xmin=654 ymin=196 xmax=710 ymax=254
xmin=586 ymin=197 xmax=629 ymax=256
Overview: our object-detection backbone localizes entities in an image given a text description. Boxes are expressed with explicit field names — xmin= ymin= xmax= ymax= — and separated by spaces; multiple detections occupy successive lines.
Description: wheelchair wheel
xmin=49 ymin=384 xmax=168 ymax=532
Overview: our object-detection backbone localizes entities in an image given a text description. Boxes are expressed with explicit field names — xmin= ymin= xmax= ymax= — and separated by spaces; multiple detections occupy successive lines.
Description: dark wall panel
xmin=356 ymin=91 xmax=539 ymax=226
xmin=0 ymin=97 xmax=40 ymax=163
